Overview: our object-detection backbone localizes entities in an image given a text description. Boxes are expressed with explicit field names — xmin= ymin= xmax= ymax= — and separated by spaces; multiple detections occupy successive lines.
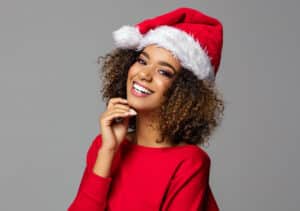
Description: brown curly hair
xmin=97 ymin=48 xmax=224 ymax=147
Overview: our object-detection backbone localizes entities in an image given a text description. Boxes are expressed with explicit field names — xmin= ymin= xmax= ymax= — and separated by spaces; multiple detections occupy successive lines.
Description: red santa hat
xmin=112 ymin=7 xmax=223 ymax=81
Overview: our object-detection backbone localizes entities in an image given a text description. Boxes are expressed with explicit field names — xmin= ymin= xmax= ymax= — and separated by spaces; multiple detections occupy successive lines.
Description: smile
xmin=131 ymin=82 xmax=154 ymax=97
xmin=133 ymin=82 xmax=153 ymax=94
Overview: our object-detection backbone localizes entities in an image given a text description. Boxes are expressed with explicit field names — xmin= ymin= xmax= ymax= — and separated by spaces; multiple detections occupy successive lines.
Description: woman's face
xmin=126 ymin=44 xmax=181 ymax=112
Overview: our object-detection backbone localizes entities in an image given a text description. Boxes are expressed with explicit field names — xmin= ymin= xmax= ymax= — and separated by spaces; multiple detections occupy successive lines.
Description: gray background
xmin=0 ymin=0 xmax=299 ymax=210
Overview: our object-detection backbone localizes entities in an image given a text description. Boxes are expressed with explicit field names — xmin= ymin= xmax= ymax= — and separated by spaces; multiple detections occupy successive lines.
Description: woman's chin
xmin=127 ymin=101 xmax=158 ymax=113
xmin=126 ymin=93 xmax=163 ymax=112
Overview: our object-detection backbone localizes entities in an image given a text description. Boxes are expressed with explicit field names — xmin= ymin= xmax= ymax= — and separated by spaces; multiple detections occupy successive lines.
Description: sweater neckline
xmin=123 ymin=137 xmax=194 ymax=151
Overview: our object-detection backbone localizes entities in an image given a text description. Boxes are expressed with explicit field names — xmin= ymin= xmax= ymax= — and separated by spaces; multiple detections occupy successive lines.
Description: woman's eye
xmin=159 ymin=70 xmax=173 ymax=78
xmin=137 ymin=58 xmax=146 ymax=65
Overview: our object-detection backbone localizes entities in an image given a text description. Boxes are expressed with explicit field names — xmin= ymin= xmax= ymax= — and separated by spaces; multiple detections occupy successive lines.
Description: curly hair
xmin=97 ymin=48 xmax=224 ymax=147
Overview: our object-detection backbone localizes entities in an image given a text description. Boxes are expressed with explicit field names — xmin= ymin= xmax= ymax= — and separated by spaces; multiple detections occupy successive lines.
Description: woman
xmin=68 ymin=7 xmax=224 ymax=211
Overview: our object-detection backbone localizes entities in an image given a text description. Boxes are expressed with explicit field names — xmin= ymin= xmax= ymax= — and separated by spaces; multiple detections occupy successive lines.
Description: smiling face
xmin=126 ymin=44 xmax=181 ymax=112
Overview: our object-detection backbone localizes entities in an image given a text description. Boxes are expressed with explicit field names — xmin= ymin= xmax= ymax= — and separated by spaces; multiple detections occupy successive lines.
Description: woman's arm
xmin=161 ymin=150 xmax=219 ymax=211
xmin=67 ymin=134 xmax=115 ymax=211
xmin=68 ymin=97 xmax=136 ymax=211
xmin=93 ymin=147 xmax=117 ymax=178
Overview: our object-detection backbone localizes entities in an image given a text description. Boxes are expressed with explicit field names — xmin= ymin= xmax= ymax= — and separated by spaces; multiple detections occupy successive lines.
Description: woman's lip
xmin=130 ymin=86 xmax=152 ymax=97
xmin=133 ymin=81 xmax=154 ymax=93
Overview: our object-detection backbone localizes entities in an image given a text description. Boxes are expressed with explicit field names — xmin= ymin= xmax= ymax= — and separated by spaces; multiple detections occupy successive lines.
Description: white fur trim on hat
xmin=112 ymin=25 xmax=214 ymax=80
xmin=112 ymin=25 xmax=142 ymax=49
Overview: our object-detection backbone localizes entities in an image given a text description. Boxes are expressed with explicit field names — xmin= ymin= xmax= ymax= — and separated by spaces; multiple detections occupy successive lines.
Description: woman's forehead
xmin=141 ymin=45 xmax=181 ymax=69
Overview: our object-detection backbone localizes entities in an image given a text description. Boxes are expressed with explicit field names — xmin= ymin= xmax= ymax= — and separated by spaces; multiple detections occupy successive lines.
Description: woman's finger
xmin=106 ymin=108 xmax=131 ymax=115
xmin=104 ymin=110 xmax=135 ymax=121
xmin=111 ymin=104 xmax=131 ymax=112
xmin=109 ymin=111 xmax=135 ymax=122
xmin=107 ymin=98 xmax=128 ymax=109
xmin=100 ymin=111 xmax=129 ymax=126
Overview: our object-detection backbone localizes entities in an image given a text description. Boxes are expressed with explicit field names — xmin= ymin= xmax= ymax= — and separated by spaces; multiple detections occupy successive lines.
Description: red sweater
xmin=68 ymin=134 xmax=219 ymax=211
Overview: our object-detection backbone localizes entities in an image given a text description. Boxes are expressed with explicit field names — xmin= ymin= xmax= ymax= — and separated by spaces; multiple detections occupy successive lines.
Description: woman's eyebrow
xmin=141 ymin=51 xmax=178 ymax=73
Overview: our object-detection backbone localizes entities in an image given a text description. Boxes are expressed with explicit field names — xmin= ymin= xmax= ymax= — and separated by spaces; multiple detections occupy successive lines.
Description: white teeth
xmin=133 ymin=83 xmax=152 ymax=94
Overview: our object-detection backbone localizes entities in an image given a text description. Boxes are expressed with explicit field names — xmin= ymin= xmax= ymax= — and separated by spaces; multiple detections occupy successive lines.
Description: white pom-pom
xmin=112 ymin=25 xmax=142 ymax=49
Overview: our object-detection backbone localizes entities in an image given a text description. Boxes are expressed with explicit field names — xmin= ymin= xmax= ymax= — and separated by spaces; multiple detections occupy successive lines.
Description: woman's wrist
xmin=92 ymin=148 xmax=116 ymax=178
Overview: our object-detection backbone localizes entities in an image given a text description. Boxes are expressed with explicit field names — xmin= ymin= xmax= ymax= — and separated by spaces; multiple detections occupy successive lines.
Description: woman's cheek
xmin=128 ymin=66 xmax=138 ymax=77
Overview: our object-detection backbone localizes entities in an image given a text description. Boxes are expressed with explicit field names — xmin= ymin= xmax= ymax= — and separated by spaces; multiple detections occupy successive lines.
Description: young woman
xmin=68 ymin=7 xmax=224 ymax=211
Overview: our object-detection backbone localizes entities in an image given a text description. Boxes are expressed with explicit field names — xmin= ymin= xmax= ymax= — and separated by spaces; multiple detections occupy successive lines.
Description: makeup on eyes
xmin=136 ymin=56 xmax=175 ymax=78
xmin=140 ymin=51 xmax=178 ymax=74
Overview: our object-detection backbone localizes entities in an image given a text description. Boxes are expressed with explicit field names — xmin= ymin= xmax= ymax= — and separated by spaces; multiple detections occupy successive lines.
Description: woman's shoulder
xmin=175 ymin=143 xmax=211 ymax=167
xmin=85 ymin=134 xmax=103 ymax=165
xmin=89 ymin=133 xmax=103 ymax=149
xmin=175 ymin=143 xmax=211 ymax=175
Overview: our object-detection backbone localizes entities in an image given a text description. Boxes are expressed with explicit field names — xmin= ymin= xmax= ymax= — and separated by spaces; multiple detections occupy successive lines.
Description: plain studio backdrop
xmin=0 ymin=0 xmax=299 ymax=210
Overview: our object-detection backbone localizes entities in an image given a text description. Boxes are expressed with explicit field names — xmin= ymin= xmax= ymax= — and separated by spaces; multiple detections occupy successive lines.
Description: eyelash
xmin=136 ymin=57 xmax=173 ymax=78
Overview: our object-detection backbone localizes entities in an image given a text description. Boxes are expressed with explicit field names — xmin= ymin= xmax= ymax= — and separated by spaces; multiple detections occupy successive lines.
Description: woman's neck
xmin=132 ymin=111 xmax=171 ymax=147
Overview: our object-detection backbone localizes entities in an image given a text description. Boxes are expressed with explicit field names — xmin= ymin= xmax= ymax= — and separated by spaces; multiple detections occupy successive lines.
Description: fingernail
xmin=129 ymin=109 xmax=137 ymax=115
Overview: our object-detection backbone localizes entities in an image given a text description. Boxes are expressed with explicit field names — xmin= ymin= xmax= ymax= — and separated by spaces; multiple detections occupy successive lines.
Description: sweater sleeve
xmin=67 ymin=134 xmax=112 ymax=211
xmin=161 ymin=150 xmax=219 ymax=211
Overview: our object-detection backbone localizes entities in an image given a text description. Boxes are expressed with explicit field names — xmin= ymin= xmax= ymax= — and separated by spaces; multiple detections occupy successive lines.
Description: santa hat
xmin=112 ymin=7 xmax=223 ymax=81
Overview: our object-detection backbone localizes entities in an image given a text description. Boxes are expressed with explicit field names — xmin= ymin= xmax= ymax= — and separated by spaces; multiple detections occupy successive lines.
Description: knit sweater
xmin=67 ymin=134 xmax=219 ymax=211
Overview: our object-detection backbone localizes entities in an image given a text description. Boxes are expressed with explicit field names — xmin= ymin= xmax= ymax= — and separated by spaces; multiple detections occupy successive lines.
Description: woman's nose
xmin=138 ymin=66 xmax=154 ymax=81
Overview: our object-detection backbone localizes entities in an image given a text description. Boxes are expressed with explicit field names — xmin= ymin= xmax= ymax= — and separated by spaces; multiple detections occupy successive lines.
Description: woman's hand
xmin=99 ymin=97 xmax=137 ymax=151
